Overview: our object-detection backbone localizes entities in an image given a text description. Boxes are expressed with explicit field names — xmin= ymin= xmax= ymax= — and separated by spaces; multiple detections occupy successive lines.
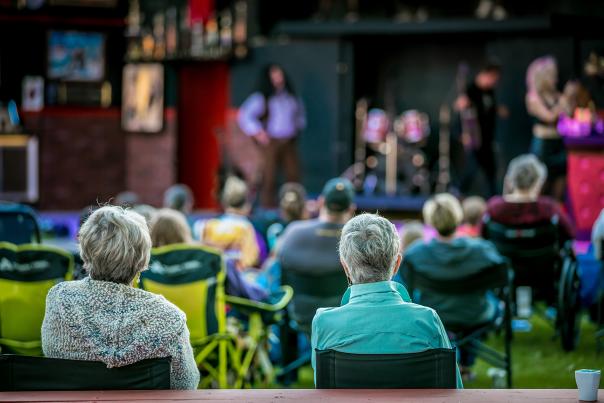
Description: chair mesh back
xmin=0 ymin=355 xmax=171 ymax=391
xmin=0 ymin=203 xmax=41 ymax=244
xmin=0 ymin=243 xmax=73 ymax=354
xmin=140 ymin=245 xmax=224 ymax=338
xmin=315 ymin=348 xmax=457 ymax=389
xmin=281 ymin=269 xmax=348 ymax=333
xmin=483 ymin=216 xmax=560 ymax=299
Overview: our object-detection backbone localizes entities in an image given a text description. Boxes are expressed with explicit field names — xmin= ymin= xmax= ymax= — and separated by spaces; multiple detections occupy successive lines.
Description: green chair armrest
xmin=0 ymin=338 xmax=42 ymax=350
xmin=225 ymin=285 xmax=293 ymax=313
xmin=190 ymin=333 xmax=236 ymax=348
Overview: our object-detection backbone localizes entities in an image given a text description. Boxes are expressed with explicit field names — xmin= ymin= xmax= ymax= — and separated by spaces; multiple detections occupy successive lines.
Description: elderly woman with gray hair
xmin=41 ymin=206 xmax=200 ymax=390
xmin=311 ymin=213 xmax=462 ymax=388
xmin=483 ymin=153 xmax=574 ymax=241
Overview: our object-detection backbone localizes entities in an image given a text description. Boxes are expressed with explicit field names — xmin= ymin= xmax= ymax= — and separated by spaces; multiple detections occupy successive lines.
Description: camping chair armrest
xmin=190 ymin=333 xmax=236 ymax=348
xmin=0 ymin=338 xmax=42 ymax=350
xmin=225 ymin=285 xmax=294 ymax=313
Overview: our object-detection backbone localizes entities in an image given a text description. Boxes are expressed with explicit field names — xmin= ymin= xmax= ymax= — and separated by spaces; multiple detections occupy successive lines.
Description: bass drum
xmin=394 ymin=110 xmax=430 ymax=144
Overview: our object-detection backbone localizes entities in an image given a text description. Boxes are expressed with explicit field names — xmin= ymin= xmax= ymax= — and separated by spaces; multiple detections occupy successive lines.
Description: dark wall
xmin=230 ymin=40 xmax=354 ymax=194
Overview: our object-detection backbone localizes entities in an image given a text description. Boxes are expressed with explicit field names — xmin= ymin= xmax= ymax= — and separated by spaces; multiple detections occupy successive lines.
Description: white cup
xmin=575 ymin=369 xmax=601 ymax=402
xmin=516 ymin=286 xmax=532 ymax=318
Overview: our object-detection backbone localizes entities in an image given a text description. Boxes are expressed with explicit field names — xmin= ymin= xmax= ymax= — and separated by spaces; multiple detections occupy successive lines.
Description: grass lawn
xmin=292 ymin=313 xmax=604 ymax=388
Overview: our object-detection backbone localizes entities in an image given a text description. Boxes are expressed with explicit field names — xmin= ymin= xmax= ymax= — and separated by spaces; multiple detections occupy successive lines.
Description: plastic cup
xmin=575 ymin=369 xmax=601 ymax=402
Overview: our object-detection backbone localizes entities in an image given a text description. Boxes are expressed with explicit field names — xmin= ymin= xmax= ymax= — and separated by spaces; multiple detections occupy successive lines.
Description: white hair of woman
xmin=79 ymin=205 xmax=151 ymax=284
xmin=339 ymin=213 xmax=401 ymax=284
xmin=504 ymin=154 xmax=548 ymax=195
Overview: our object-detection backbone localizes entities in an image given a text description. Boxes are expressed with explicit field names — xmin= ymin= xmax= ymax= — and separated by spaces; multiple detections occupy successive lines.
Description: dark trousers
xmin=259 ymin=137 xmax=300 ymax=207
xmin=460 ymin=146 xmax=497 ymax=198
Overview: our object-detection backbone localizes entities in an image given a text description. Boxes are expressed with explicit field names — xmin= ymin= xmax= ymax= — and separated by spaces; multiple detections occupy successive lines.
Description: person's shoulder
xmin=46 ymin=279 xmax=77 ymax=301
xmin=403 ymin=239 xmax=430 ymax=259
xmin=485 ymin=195 xmax=505 ymax=210
xmin=282 ymin=219 xmax=320 ymax=235
xmin=538 ymin=196 xmax=561 ymax=210
xmin=312 ymin=306 xmax=342 ymax=329
xmin=132 ymin=287 xmax=187 ymax=327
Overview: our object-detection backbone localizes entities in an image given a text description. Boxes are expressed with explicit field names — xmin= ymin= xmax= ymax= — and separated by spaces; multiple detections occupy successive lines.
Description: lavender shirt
xmin=238 ymin=91 xmax=306 ymax=139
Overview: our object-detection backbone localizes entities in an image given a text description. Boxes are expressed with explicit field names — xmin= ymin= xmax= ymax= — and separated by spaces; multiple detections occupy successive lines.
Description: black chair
xmin=403 ymin=262 xmax=513 ymax=388
xmin=482 ymin=215 xmax=581 ymax=351
xmin=278 ymin=269 xmax=348 ymax=382
xmin=315 ymin=348 xmax=457 ymax=389
xmin=0 ymin=202 xmax=41 ymax=245
xmin=0 ymin=355 xmax=171 ymax=391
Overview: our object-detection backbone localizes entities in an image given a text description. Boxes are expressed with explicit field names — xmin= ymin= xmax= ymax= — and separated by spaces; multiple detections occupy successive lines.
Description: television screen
xmin=47 ymin=31 xmax=105 ymax=82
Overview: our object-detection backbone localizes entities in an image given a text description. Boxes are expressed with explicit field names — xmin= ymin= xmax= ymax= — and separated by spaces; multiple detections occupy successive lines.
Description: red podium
xmin=565 ymin=136 xmax=604 ymax=239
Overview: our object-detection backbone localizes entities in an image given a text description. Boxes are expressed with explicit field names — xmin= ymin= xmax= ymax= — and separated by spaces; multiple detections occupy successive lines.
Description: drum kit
xmin=345 ymin=99 xmax=432 ymax=196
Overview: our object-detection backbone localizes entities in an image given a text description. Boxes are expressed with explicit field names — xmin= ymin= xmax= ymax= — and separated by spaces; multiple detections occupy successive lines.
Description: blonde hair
xmin=150 ymin=208 xmax=192 ymax=247
xmin=400 ymin=221 xmax=424 ymax=253
xmin=526 ymin=56 xmax=557 ymax=94
xmin=462 ymin=196 xmax=487 ymax=226
xmin=79 ymin=205 xmax=151 ymax=284
xmin=505 ymin=154 xmax=547 ymax=192
xmin=423 ymin=193 xmax=463 ymax=237
xmin=222 ymin=176 xmax=248 ymax=209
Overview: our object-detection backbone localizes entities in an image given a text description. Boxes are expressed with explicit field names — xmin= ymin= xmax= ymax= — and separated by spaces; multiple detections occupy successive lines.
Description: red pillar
xmin=178 ymin=62 xmax=229 ymax=209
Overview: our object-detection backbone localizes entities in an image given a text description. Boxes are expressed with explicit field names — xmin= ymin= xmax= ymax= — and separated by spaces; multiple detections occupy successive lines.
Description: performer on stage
xmin=238 ymin=64 xmax=306 ymax=207
xmin=456 ymin=61 xmax=506 ymax=197
xmin=525 ymin=56 xmax=566 ymax=202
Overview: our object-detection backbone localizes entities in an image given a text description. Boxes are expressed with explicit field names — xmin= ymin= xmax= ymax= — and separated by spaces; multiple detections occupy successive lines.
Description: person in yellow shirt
xmin=195 ymin=176 xmax=260 ymax=270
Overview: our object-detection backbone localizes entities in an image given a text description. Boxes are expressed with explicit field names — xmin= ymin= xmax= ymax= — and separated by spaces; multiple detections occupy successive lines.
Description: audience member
xmin=593 ymin=208 xmax=604 ymax=260
xmin=114 ymin=191 xmax=140 ymax=208
xmin=266 ymin=182 xmax=307 ymax=250
xmin=276 ymin=177 xmax=355 ymax=333
xmin=400 ymin=194 xmax=504 ymax=377
xmin=483 ymin=154 xmax=574 ymax=241
xmin=132 ymin=204 xmax=157 ymax=227
xmin=457 ymin=196 xmax=486 ymax=238
xmin=196 ymin=176 xmax=260 ymax=269
xmin=400 ymin=220 xmax=425 ymax=254
xmin=311 ymin=213 xmax=462 ymax=388
xmin=164 ymin=184 xmax=195 ymax=215
xmin=41 ymin=206 xmax=200 ymax=390
xmin=151 ymin=208 xmax=267 ymax=301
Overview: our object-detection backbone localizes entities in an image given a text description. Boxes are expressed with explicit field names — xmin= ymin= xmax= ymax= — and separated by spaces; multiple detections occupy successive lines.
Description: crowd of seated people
xmin=7 ymin=149 xmax=604 ymax=392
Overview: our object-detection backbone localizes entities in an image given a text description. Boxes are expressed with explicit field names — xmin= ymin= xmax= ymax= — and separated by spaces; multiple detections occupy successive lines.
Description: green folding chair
xmin=139 ymin=244 xmax=230 ymax=388
xmin=139 ymin=243 xmax=293 ymax=389
xmin=0 ymin=242 xmax=73 ymax=356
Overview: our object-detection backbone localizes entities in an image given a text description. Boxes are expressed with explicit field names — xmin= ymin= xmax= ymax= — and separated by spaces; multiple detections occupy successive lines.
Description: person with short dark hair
xmin=164 ymin=184 xmax=194 ymax=215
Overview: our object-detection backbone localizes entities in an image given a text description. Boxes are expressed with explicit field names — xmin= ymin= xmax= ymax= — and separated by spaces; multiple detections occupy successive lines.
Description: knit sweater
xmin=41 ymin=277 xmax=200 ymax=390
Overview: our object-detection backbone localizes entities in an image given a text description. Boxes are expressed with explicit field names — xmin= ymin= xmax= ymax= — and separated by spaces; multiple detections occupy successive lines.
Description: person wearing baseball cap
xmin=276 ymin=177 xmax=356 ymax=337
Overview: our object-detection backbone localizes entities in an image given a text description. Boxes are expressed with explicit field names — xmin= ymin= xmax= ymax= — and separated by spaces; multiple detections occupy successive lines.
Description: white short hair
xmin=79 ymin=205 xmax=151 ymax=284
xmin=339 ymin=213 xmax=400 ymax=284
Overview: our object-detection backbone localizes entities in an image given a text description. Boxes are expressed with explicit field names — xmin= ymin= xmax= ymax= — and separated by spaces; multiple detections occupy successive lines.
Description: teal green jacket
xmin=311 ymin=280 xmax=463 ymax=388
